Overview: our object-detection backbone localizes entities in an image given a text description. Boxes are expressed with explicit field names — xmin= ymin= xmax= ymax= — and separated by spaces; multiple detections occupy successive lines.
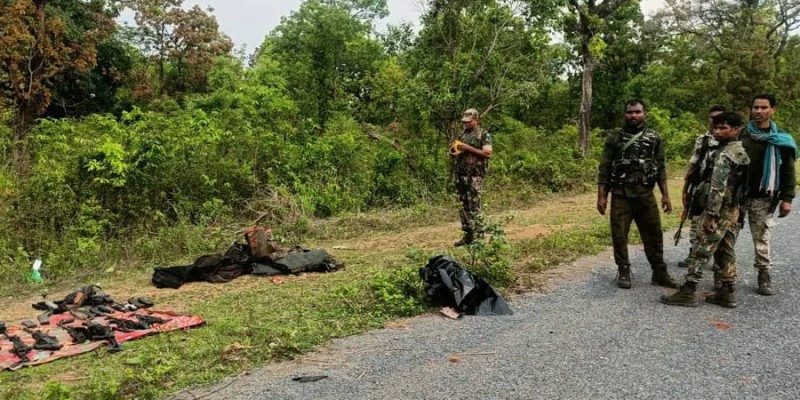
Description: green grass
xmin=0 ymin=179 xmax=686 ymax=399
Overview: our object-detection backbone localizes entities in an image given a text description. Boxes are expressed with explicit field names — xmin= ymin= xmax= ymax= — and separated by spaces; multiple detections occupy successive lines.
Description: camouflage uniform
xmin=685 ymin=133 xmax=720 ymax=257
xmin=684 ymin=140 xmax=750 ymax=284
xmin=598 ymin=127 xmax=669 ymax=271
xmin=454 ymin=126 xmax=492 ymax=239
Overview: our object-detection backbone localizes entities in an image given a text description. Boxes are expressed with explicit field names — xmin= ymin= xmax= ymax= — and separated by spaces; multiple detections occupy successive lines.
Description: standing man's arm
xmin=778 ymin=147 xmax=796 ymax=217
xmin=457 ymin=130 xmax=493 ymax=159
xmin=656 ymin=133 xmax=672 ymax=213
xmin=597 ymin=134 xmax=615 ymax=215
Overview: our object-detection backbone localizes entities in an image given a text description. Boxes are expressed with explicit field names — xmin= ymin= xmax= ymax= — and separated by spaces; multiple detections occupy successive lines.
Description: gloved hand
xmin=449 ymin=140 xmax=464 ymax=156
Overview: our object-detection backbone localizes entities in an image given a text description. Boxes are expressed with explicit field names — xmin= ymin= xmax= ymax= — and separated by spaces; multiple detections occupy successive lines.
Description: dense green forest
xmin=1 ymin=0 xmax=799 ymax=282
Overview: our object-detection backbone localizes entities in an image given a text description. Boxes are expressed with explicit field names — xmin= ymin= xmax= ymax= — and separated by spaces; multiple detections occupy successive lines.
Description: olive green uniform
xmin=598 ymin=127 xmax=669 ymax=270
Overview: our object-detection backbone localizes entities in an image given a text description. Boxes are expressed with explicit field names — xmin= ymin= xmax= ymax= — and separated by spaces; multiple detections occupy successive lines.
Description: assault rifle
xmin=23 ymin=328 xmax=62 ymax=351
xmin=675 ymin=136 xmax=714 ymax=246
xmin=674 ymin=183 xmax=695 ymax=246
xmin=0 ymin=322 xmax=32 ymax=363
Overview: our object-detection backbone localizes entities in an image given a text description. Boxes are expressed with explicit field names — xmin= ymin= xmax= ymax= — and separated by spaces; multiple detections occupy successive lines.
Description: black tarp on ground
xmin=419 ymin=255 xmax=513 ymax=316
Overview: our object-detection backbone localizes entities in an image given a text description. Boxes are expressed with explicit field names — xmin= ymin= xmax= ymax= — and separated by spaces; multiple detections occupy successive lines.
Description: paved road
xmin=172 ymin=212 xmax=800 ymax=400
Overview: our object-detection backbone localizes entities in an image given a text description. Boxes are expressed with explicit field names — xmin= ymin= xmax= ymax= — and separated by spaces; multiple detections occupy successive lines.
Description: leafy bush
xmin=492 ymin=117 xmax=596 ymax=192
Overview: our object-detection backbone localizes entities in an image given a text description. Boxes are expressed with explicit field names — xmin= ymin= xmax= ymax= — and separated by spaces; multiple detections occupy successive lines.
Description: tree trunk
xmin=578 ymin=48 xmax=594 ymax=158
xmin=11 ymin=105 xmax=34 ymax=172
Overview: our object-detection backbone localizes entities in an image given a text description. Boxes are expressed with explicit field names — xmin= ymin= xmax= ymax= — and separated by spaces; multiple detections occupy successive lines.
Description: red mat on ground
xmin=0 ymin=310 xmax=205 ymax=371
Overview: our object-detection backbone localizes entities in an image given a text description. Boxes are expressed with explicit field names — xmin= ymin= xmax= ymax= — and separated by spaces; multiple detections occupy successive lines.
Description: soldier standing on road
xmin=741 ymin=94 xmax=798 ymax=296
xmin=678 ymin=105 xmax=726 ymax=269
xmin=597 ymin=99 xmax=679 ymax=289
xmin=450 ymin=108 xmax=493 ymax=247
xmin=662 ymin=111 xmax=750 ymax=308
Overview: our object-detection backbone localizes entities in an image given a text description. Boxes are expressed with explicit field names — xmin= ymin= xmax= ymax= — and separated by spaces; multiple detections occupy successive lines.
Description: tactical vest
xmin=455 ymin=127 xmax=489 ymax=176
xmin=610 ymin=129 xmax=659 ymax=187
xmin=690 ymin=142 xmax=749 ymax=217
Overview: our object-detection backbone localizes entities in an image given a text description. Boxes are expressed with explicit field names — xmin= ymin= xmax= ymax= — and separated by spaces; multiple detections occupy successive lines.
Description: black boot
xmin=454 ymin=231 xmax=474 ymax=247
xmin=651 ymin=265 xmax=679 ymax=288
xmin=706 ymin=282 xmax=737 ymax=308
xmin=756 ymin=270 xmax=775 ymax=296
xmin=660 ymin=281 xmax=698 ymax=307
xmin=713 ymin=271 xmax=722 ymax=290
xmin=616 ymin=265 xmax=632 ymax=289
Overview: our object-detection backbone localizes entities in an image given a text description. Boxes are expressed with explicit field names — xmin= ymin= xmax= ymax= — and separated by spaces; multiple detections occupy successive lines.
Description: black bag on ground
xmin=152 ymin=265 xmax=197 ymax=289
xmin=253 ymin=248 xmax=343 ymax=275
xmin=419 ymin=255 xmax=513 ymax=316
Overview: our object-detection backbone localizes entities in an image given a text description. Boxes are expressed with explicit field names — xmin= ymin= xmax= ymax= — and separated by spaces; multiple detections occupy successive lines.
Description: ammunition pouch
xmin=610 ymin=159 xmax=658 ymax=187
xmin=690 ymin=181 xmax=710 ymax=216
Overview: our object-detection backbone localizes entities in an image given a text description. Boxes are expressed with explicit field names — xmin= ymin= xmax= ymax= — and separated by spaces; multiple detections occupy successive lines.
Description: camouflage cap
xmin=461 ymin=108 xmax=480 ymax=122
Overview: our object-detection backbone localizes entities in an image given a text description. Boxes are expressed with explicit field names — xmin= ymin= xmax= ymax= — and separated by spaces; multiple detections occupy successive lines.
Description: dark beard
xmin=623 ymin=122 xmax=643 ymax=133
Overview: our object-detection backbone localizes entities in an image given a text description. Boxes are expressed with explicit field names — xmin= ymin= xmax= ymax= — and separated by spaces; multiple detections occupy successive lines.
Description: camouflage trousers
xmin=685 ymin=219 xmax=739 ymax=284
xmin=684 ymin=216 xmax=713 ymax=271
xmin=747 ymin=197 xmax=776 ymax=271
xmin=610 ymin=193 xmax=667 ymax=269
xmin=455 ymin=175 xmax=483 ymax=235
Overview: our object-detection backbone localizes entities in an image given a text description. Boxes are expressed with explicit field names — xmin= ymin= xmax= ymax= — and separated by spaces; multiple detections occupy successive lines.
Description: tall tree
xmin=563 ymin=0 xmax=637 ymax=157
xmin=263 ymin=0 xmax=388 ymax=131
xmin=410 ymin=0 xmax=558 ymax=138
xmin=125 ymin=0 xmax=232 ymax=97
xmin=0 ymin=0 xmax=115 ymax=144
xmin=659 ymin=0 xmax=798 ymax=109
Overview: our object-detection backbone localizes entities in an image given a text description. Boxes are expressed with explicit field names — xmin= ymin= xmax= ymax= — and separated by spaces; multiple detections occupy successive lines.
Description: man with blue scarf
xmin=741 ymin=93 xmax=798 ymax=296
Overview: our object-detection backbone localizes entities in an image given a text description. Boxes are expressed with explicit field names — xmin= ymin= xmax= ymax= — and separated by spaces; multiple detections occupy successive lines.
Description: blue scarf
xmin=747 ymin=121 xmax=799 ymax=195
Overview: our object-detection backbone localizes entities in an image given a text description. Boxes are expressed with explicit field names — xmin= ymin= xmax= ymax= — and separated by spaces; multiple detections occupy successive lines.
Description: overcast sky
xmin=146 ymin=0 xmax=666 ymax=52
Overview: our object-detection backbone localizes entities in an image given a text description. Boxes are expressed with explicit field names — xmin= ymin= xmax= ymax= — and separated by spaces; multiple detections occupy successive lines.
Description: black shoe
xmin=756 ymin=270 xmax=775 ymax=296
xmin=651 ymin=266 xmax=679 ymax=289
xmin=660 ymin=282 xmax=698 ymax=307
xmin=454 ymin=234 xmax=473 ymax=247
xmin=706 ymin=283 xmax=737 ymax=308
xmin=616 ymin=266 xmax=632 ymax=289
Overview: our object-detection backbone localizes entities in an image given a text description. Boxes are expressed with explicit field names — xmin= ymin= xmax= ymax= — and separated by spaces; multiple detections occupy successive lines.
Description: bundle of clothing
xmin=419 ymin=255 xmax=513 ymax=316
xmin=152 ymin=226 xmax=343 ymax=289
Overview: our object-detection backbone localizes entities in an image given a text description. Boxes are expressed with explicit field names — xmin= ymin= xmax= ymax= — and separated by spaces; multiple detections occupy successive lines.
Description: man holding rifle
xmin=662 ymin=111 xmax=750 ymax=307
xmin=675 ymin=105 xmax=726 ymax=272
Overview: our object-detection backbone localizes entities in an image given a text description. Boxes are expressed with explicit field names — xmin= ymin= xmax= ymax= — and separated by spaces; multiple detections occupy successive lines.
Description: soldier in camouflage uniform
xmin=451 ymin=108 xmax=493 ymax=247
xmin=597 ymin=99 xmax=678 ymax=289
xmin=678 ymin=105 xmax=725 ymax=270
xmin=662 ymin=111 xmax=750 ymax=308
xmin=740 ymin=94 xmax=797 ymax=296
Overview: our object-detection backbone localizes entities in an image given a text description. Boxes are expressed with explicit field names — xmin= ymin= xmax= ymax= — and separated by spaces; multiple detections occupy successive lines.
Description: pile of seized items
xmin=1 ymin=286 xmax=204 ymax=371
xmin=152 ymin=225 xmax=344 ymax=289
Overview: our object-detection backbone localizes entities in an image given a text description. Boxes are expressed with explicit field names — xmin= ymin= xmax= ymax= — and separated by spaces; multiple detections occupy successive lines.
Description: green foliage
xmin=645 ymin=107 xmax=706 ymax=161
xmin=463 ymin=218 xmax=513 ymax=287
xmin=491 ymin=118 xmax=595 ymax=192
xmin=367 ymin=266 xmax=426 ymax=317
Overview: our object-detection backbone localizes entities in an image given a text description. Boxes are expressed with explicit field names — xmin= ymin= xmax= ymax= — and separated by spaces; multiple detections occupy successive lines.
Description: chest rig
xmin=610 ymin=129 xmax=659 ymax=187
